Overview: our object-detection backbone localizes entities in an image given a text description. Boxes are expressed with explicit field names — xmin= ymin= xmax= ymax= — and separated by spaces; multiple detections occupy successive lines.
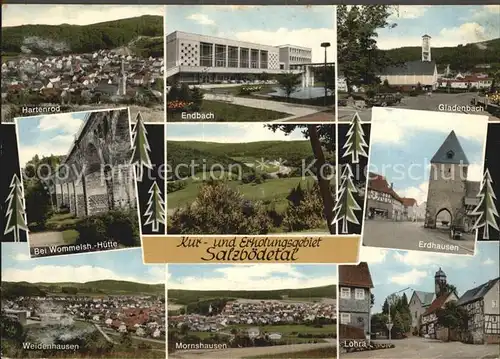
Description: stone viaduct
xmin=50 ymin=109 xmax=137 ymax=218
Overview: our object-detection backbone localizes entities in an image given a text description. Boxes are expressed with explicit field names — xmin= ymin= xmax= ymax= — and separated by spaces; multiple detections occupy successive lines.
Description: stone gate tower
xmin=424 ymin=130 xmax=470 ymax=229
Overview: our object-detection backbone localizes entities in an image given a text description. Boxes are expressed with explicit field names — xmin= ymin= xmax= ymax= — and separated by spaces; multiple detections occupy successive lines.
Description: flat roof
xmin=167 ymin=31 xmax=310 ymax=51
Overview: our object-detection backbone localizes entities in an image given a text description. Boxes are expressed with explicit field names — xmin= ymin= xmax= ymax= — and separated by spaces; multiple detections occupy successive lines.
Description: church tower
xmin=422 ymin=34 xmax=431 ymax=62
xmin=435 ymin=268 xmax=447 ymax=296
xmin=424 ymin=130 xmax=469 ymax=228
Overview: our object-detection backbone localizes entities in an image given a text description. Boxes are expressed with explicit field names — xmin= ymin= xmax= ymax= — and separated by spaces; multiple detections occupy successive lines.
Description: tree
xmin=337 ymin=5 xmax=398 ymax=93
xmin=190 ymin=87 xmax=204 ymax=111
xmin=342 ymin=112 xmax=369 ymax=164
xmin=144 ymin=180 xmax=166 ymax=232
xmin=382 ymin=298 xmax=389 ymax=315
xmin=276 ymin=72 xmax=302 ymax=102
xmin=370 ymin=293 xmax=375 ymax=308
xmin=130 ymin=113 xmax=153 ymax=182
xmin=470 ymin=168 xmax=499 ymax=240
xmin=436 ymin=301 xmax=469 ymax=341
xmin=333 ymin=164 xmax=361 ymax=233
xmin=4 ymin=174 xmax=28 ymax=242
xmin=266 ymin=125 xmax=336 ymax=233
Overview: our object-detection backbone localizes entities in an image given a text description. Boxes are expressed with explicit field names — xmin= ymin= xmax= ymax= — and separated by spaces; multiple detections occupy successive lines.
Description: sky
xmin=167 ymin=123 xmax=306 ymax=143
xmin=377 ymin=5 xmax=500 ymax=49
xmin=166 ymin=6 xmax=336 ymax=63
xmin=168 ymin=264 xmax=337 ymax=291
xmin=358 ymin=242 xmax=499 ymax=313
xmin=368 ymin=108 xmax=488 ymax=205
xmin=16 ymin=112 xmax=87 ymax=167
xmin=2 ymin=5 xmax=163 ymax=27
xmin=1 ymin=243 xmax=165 ymax=284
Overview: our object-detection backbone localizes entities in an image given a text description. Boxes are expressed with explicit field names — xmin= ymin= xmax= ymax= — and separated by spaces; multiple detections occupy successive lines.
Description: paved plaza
xmin=362 ymin=220 xmax=475 ymax=255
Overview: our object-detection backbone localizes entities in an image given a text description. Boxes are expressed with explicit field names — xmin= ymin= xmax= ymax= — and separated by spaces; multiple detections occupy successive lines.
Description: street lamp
xmin=321 ymin=42 xmax=331 ymax=106
xmin=387 ymin=287 xmax=410 ymax=343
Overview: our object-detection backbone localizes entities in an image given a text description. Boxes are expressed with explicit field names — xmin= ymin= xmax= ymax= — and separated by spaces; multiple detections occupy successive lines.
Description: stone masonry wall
xmin=85 ymin=171 xmax=109 ymax=216
xmin=425 ymin=163 xmax=467 ymax=228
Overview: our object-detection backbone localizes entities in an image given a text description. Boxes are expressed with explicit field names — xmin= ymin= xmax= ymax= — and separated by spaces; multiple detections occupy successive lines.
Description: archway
xmin=83 ymin=142 xmax=111 ymax=215
xmin=435 ymin=208 xmax=452 ymax=228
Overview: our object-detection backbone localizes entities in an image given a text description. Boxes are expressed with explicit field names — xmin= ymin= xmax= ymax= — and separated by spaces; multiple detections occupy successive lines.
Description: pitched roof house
xmin=420 ymin=291 xmax=459 ymax=339
xmin=339 ymin=262 xmax=374 ymax=341
xmin=409 ymin=290 xmax=435 ymax=329
xmin=456 ymin=277 xmax=500 ymax=344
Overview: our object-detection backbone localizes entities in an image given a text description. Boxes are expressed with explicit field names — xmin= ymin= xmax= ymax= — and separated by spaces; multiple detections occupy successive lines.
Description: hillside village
xmin=168 ymin=298 xmax=336 ymax=336
xmin=1 ymin=49 xmax=164 ymax=120
xmin=3 ymin=294 xmax=166 ymax=340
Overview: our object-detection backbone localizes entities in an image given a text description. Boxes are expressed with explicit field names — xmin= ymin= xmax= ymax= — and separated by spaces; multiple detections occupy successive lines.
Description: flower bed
xmin=239 ymin=85 xmax=263 ymax=95
xmin=167 ymin=100 xmax=194 ymax=112
xmin=486 ymin=92 xmax=500 ymax=105
xmin=341 ymin=340 xmax=395 ymax=353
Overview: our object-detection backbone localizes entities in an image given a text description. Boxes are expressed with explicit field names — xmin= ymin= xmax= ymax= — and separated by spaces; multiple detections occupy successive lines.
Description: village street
xmin=362 ymin=220 xmax=475 ymax=255
xmin=169 ymin=341 xmax=335 ymax=359
xmin=338 ymin=92 xmax=498 ymax=122
xmin=341 ymin=337 xmax=499 ymax=358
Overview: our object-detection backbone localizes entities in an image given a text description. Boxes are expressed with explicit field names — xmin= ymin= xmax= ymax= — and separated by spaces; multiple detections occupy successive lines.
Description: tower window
xmin=446 ymin=150 xmax=454 ymax=159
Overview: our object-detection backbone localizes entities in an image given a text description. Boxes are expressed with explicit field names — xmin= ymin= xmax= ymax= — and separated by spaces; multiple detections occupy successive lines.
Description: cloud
xmin=359 ymin=246 xmax=388 ymax=263
xmin=168 ymin=264 xmax=337 ymax=291
xmin=393 ymin=250 xmax=475 ymax=268
xmin=18 ymin=134 xmax=75 ymax=167
xmin=398 ymin=181 xmax=429 ymax=206
xmin=11 ymin=253 xmax=30 ymax=261
xmin=389 ymin=5 xmax=430 ymax=20
xmin=2 ymin=5 xmax=163 ymax=27
xmin=377 ymin=21 xmax=498 ymax=50
xmin=370 ymin=108 xmax=488 ymax=145
xmin=186 ymin=13 xmax=216 ymax=26
xmin=390 ymin=268 xmax=428 ymax=285
xmin=36 ymin=115 xmax=84 ymax=134
xmin=2 ymin=263 xmax=165 ymax=284
xmin=231 ymin=27 xmax=336 ymax=64
xmin=439 ymin=22 xmax=491 ymax=45
xmin=483 ymin=258 xmax=495 ymax=265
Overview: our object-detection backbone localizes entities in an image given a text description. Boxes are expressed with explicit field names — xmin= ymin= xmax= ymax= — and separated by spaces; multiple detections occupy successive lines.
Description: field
xmin=167 ymin=140 xmax=321 ymax=211
xmin=168 ymin=285 xmax=336 ymax=306
xmin=244 ymin=346 xmax=336 ymax=358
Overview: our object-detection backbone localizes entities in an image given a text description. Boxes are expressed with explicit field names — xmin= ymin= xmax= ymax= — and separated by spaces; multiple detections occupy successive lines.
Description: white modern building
xmin=166 ymin=31 xmax=316 ymax=86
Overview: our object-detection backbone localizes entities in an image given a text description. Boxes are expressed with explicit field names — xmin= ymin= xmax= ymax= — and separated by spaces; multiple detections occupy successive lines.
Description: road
xmin=338 ymin=92 xmax=499 ymax=122
xmin=341 ymin=337 xmax=499 ymax=358
xmin=170 ymin=340 xmax=335 ymax=359
xmin=28 ymin=231 xmax=65 ymax=247
xmin=362 ymin=220 xmax=475 ymax=255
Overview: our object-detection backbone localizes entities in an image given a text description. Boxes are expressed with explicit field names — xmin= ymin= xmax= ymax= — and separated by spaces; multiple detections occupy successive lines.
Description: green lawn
xmin=168 ymin=100 xmax=290 ymax=122
xmin=62 ymin=229 xmax=79 ymax=244
xmin=226 ymin=324 xmax=336 ymax=335
xmin=243 ymin=347 xmax=336 ymax=359
xmin=45 ymin=212 xmax=81 ymax=230
xmin=167 ymin=176 xmax=316 ymax=213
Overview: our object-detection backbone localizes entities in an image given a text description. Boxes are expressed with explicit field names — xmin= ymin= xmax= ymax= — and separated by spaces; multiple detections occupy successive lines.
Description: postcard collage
xmin=1 ymin=3 xmax=499 ymax=359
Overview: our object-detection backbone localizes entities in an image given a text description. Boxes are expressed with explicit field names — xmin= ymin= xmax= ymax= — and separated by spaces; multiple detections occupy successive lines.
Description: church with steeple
xmin=424 ymin=130 xmax=481 ymax=231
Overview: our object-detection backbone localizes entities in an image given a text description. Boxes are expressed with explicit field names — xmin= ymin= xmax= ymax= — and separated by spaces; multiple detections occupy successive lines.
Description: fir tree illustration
xmin=470 ymin=168 xmax=499 ymax=240
xmin=332 ymin=163 xmax=361 ymax=234
xmin=342 ymin=112 xmax=368 ymax=164
xmin=4 ymin=174 xmax=28 ymax=242
xmin=144 ymin=180 xmax=166 ymax=232
xmin=130 ymin=113 xmax=153 ymax=182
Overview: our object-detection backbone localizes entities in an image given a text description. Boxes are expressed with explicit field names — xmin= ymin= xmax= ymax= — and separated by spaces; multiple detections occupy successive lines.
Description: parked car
xmin=450 ymin=225 xmax=464 ymax=240
xmin=366 ymin=93 xmax=403 ymax=107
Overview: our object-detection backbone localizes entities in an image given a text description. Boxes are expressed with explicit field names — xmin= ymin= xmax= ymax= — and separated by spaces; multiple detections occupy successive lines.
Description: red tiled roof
xmin=368 ymin=172 xmax=403 ymax=202
xmin=401 ymin=198 xmax=417 ymax=207
xmin=339 ymin=262 xmax=374 ymax=288
xmin=423 ymin=293 xmax=453 ymax=316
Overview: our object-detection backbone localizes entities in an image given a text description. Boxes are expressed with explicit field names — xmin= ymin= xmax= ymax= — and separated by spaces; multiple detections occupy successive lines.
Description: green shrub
xmin=75 ymin=210 xmax=139 ymax=247
xmin=167 ymin=180 xmax=188 ymax=193
xmin=283 ymin=183 xmax=326 ymax=231
xmin=169 ymin=181 xmax=272 ymax=234
xmin=102 ymin=210 xmax=140 ymax=247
